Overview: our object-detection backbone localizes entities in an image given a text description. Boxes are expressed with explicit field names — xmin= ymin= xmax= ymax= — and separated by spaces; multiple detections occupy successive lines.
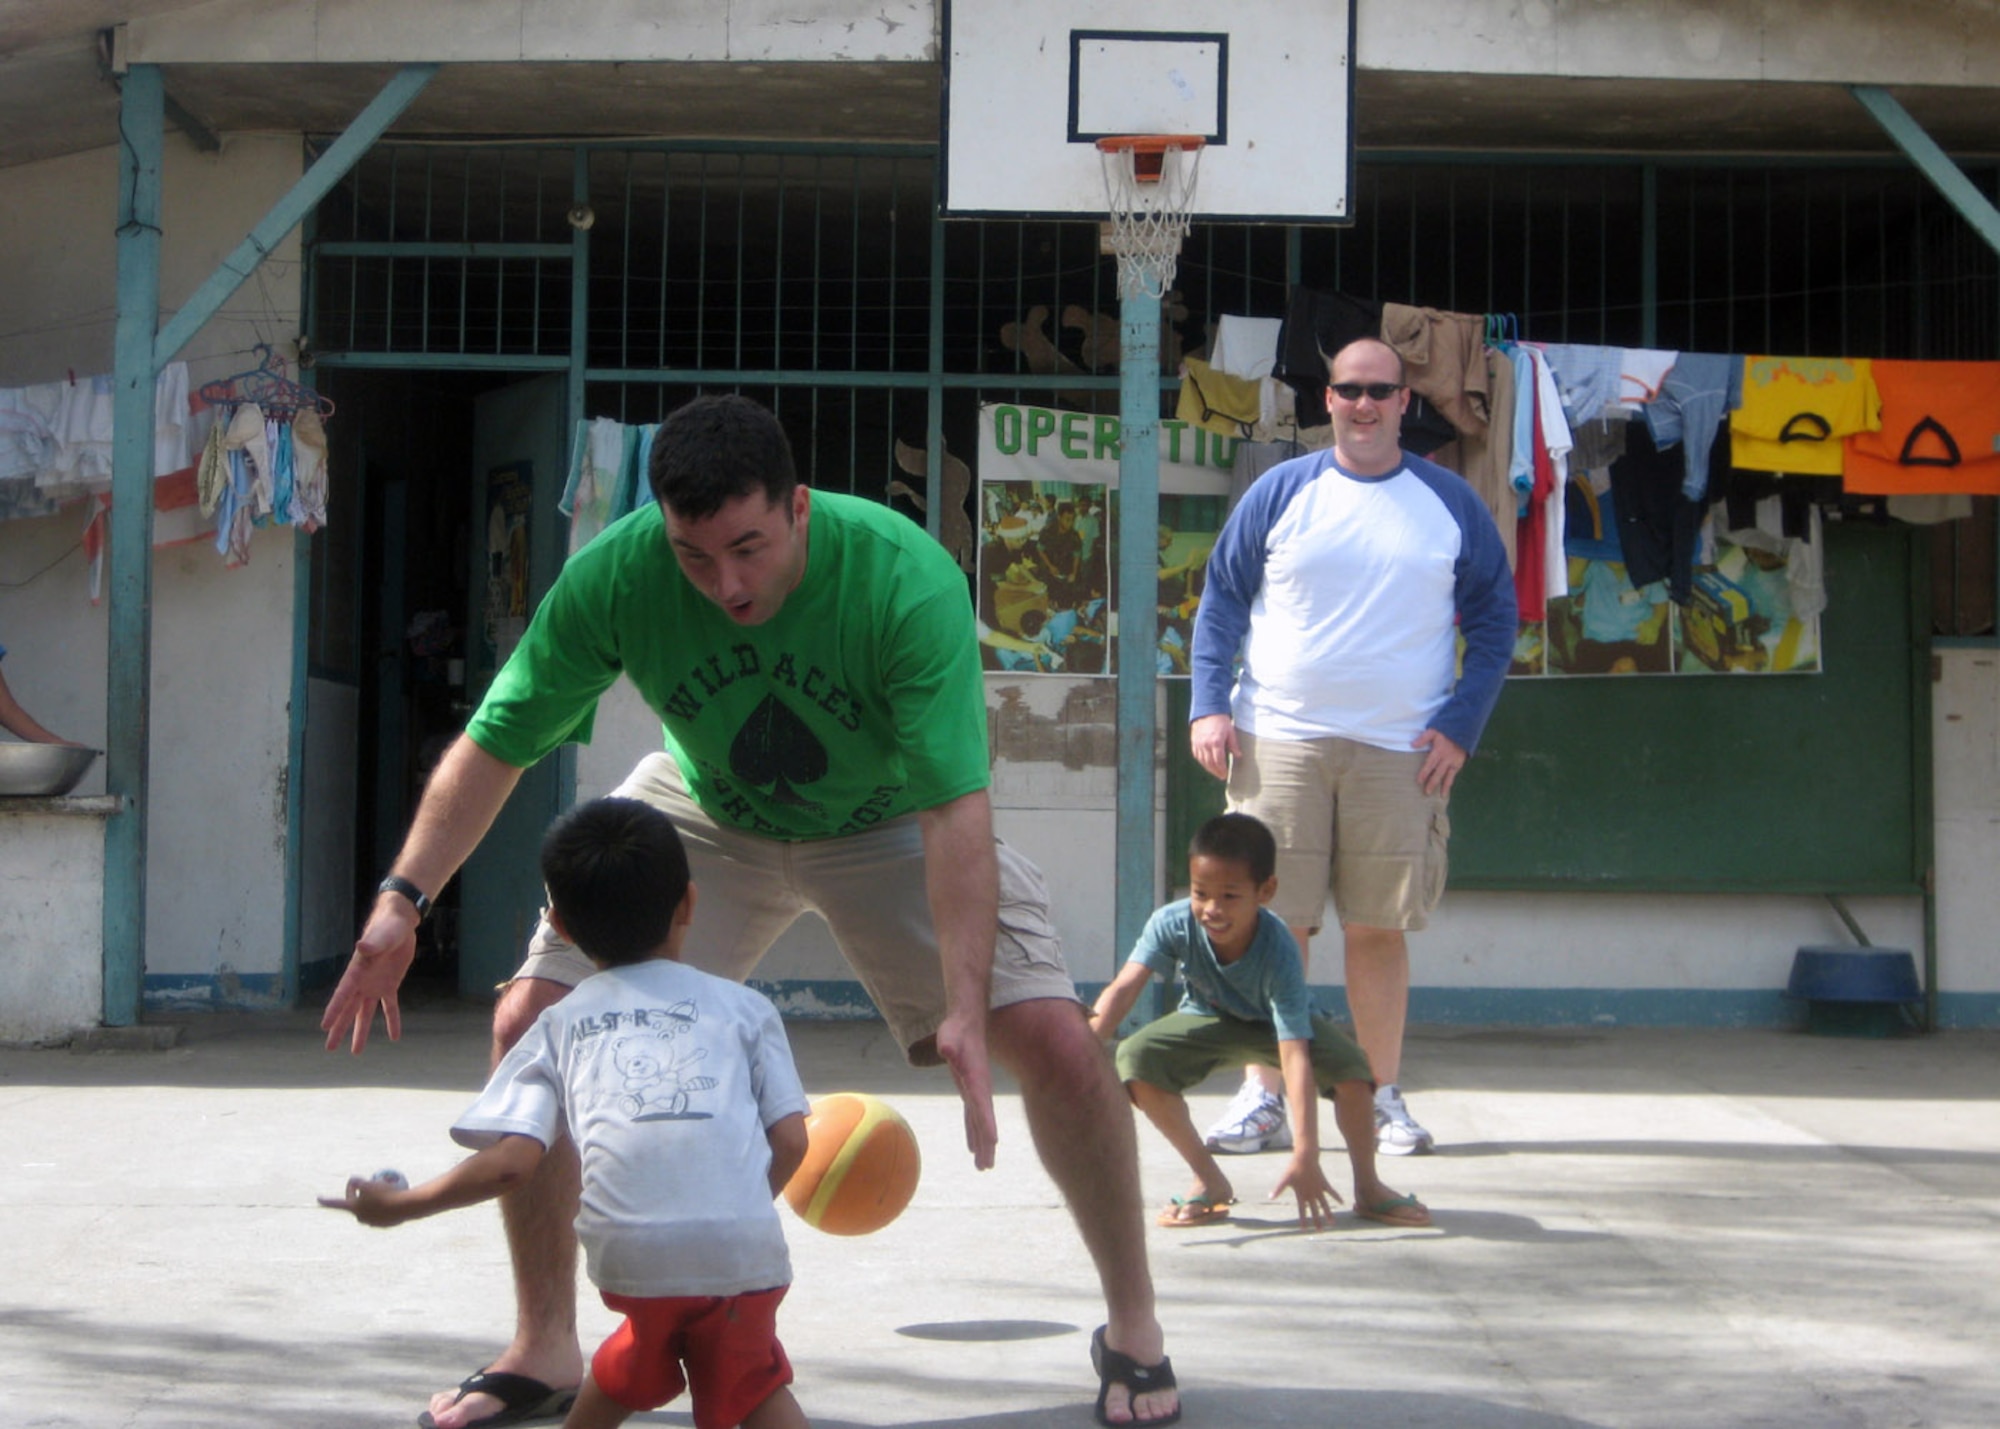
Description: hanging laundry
xmin=269 ymin=421 xmax=295 ymax=520
xmin=0 ymin=362 xmax=193 ymax=505
xmin=290 ymin=406 xmax=328 ymax=530
xmin=1617 ymin=348 xmax=1679 ymax=408
xmin=1641 ymin=352 xmax=1743 ymax=502
xmin=0 ymin=381 xmax=62 ymax=483
xmin=1274 ymin=287 xmax=1381 ymax=415
xmin=1228 ymin=438 xmax=1307 ymax=512
xmin=1569 ymin=416 xmax=1628 ymax=477
xmin=1208 ymin=315 xmax=1283 ymax=380
xmin=1177 ymin=356 xmax=1262 ymax=439
xmin=49 ymin=374 xmax=118 ymax=484
xmin=1841 ymin=359 xmax=2000 ymax=496
xmin=613 ymin=423 xmax=649 ymax=523
xmin=1506 ymin=344 xmax=1537 ymax=512
xmin=1607 ymin=417 xmax=1704 ymax=604
xmin=259 ymin=415 xmax=284 ymax=518
xmin=1565 ymin=475 xmax=1624 ymax=563
xmin=1885 ymin=493 xmax=1974 ymax=523
xmin=1380 ymin=304 xmax=1490 ymax=438
xmin=1539 ymin=343 xmax=1625 ymax=427
xmin=1730 ymin=355 xmax=1879 ymax=476
xmin=1514 ymin=390 xmax=1551 ymax=622
xmin=1527 ymin=347 xmax=1574 ymax=604
xmin=220 ymin=403 xmax=270 ymax=515
xmin=560 ymin=416 xmax=631 ymax=555
xmin=196 ymin=414 xmax=229 ymax=518
xmin=1443 ymin=342 xmax=1518 ymax=571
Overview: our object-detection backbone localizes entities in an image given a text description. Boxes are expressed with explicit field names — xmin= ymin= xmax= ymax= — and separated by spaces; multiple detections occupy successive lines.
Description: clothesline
xmin=0 ymin=357 xmax=335 ymax=592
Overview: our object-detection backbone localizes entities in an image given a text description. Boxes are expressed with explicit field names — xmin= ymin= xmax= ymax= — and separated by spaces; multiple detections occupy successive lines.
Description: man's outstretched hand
xmin=320 ymin=905 xmax=420 ymax=1053
xmin=935 ymin=1009 xmax=999 ymax=1170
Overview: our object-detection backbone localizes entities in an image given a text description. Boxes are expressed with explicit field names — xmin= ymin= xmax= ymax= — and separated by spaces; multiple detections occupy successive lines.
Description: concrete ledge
xmin=0 ymin=793 xmax=122 ymax=817
xmin=69 ymin=1024 xmax=186 ymax=1053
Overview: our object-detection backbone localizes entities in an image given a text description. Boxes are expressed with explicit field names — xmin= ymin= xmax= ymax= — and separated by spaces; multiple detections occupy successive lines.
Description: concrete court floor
xmin=2 ymin=1002 xmax=1996 ymax=1429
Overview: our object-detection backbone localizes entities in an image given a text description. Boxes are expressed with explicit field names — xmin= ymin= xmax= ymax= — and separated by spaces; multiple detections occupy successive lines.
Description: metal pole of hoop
xmin=1101 ymin=136 xmax=1205 ymax=975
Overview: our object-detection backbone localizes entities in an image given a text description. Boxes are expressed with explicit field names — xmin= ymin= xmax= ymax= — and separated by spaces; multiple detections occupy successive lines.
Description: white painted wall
xmin=125 ymin=0 xmax=937 ymax=64
xmin=0 ymin=133 xmax=304 ymax=1008
xmin=0 ymin=804 xmax=110 ymax=1044
xmin=1933 ymin=647 xmax=2000 ymax=1003
xmin=124 ymin=0 xmax=2000 ymax=86
xmin=299 ymin=676 xmax=359 ymax=976
xmin=1352 ymin=0 xmax=2000 ymax=85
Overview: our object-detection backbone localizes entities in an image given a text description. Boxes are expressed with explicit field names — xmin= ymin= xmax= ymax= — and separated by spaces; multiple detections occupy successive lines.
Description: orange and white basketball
xmin=781 ymin=1092 xmax=921 ymax=1236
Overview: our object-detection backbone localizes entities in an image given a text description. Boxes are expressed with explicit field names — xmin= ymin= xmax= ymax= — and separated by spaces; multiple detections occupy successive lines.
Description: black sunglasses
xmin=1329 ymin=382 xmax=1405 ymax=402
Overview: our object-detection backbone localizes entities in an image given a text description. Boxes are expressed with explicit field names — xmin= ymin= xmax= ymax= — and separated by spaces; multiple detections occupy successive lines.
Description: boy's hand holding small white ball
xmin=317 ymin=1168 xmax=411 ymax=1225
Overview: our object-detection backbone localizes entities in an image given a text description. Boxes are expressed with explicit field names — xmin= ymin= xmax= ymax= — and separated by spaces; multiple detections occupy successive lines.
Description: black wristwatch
xmin=377 ymin=874 xmax=433 ymax=921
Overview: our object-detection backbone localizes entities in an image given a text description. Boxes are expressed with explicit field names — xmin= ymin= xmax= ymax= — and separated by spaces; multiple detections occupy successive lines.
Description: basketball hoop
xmin=1096 ymin=135 xmax=1205 ymax=300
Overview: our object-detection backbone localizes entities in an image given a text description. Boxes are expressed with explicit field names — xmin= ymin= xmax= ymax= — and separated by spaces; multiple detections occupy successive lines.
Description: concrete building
xmin=2 ymin=1 xmax=1997 ymax=1043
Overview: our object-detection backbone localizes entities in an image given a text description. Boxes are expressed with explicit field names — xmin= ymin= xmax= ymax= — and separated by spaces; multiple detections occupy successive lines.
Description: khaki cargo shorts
xmin=1225 ymin=730 xmax=1451 ymax=934
xmin=510 ymin=753 xmax=1080 ymax=1062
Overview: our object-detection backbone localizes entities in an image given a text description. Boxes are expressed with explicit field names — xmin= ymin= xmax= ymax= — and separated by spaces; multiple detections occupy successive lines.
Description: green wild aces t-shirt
xmin=467 ymin=490 xmax=989 ymax=839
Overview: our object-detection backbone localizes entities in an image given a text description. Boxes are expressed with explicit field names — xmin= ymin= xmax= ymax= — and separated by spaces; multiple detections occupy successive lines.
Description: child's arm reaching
xmin=1269 ymin=1038 xmax=1341 ymax=1229
xmin=1087 ymin=960 xmax=1156 ymax=1040
xmin=766 ymin=1111 xmax=809 ymax=1197
xmin=319 ymin=1133 xmax=546 ymax=1228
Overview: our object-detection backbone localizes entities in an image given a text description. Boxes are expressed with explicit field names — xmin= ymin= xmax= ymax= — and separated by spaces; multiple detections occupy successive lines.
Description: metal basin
xmin=0 ymin=742 xmax=101 ymax=797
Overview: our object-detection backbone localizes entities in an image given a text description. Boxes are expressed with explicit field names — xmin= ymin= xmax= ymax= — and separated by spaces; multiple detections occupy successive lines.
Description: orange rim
xmin=1095 ymin=134 xmax=1207 ymax=182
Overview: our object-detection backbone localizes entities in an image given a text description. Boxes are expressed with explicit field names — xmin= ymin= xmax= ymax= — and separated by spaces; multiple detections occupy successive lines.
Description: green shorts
xmin=1113 ymin=1010 xmax=1375 ymax=1095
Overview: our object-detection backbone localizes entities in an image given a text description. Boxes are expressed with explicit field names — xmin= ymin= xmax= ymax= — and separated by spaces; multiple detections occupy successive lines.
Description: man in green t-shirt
xmin=323 ymin=395 xmax=1181 ymax=1429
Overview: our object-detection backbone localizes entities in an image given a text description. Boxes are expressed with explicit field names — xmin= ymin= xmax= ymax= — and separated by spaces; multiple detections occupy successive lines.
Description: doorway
xmin=304 ymin=367 xmax=568 ymax=1001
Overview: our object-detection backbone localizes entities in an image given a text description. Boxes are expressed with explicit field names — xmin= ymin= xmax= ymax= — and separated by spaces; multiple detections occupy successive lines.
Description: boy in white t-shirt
xmin=323 ymin=797 xmax=812 ymax=1429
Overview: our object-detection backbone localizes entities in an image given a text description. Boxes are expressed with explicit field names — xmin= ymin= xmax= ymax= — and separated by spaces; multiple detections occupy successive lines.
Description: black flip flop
xmin=416 ymin=1369 xmax=578 ymax=1429
xmin=1090 ymin=1324 xmax=1182 ymax=1428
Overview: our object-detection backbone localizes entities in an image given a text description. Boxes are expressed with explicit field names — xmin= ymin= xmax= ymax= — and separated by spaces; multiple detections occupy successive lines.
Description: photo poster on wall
xmin=482 ymin=460 xmax=534 ymax=669
xmin=1510 ymin=539 xmax=1821 ymax=678
xmin=976 ymin=403 xmax=1235 ymax=676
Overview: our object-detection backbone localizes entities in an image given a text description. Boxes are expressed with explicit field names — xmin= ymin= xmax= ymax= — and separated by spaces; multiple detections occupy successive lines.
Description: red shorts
xmin=592 ymin=1286 xmax=792 ymax=1429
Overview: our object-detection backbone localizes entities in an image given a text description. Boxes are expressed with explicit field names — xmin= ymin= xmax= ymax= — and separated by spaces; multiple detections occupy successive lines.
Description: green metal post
xmin=926 ymin=187 xmax=948 ymax=540
xmin=154 ymin=64 xmax=437 ymax=370
xmin=1851 ymin=85 xmax=2000 ymax=259
xmin=1114 ymin=284 xmax=1163 ymax=975
xmin=569 ymin=148 xmax=591 ymax=439
xmin=555 ymin=147 xmax=593 ymax=814
xmin=103 ymin=65 xmax=164 ymax=1026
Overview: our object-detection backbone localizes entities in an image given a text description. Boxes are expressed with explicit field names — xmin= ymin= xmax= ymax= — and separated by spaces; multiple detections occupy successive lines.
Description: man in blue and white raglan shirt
xmin=1188 ymin=337 xmax=1516 ymax=1158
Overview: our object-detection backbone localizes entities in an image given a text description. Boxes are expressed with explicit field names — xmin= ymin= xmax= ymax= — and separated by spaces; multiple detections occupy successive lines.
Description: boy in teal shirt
xmin=1090 ymin=813 xmax=1432 ymax=1230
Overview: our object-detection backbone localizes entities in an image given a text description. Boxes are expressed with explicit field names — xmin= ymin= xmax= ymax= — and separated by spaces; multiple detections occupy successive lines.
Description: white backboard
xmin=940 ymin=0 xmax=1355 ymax=223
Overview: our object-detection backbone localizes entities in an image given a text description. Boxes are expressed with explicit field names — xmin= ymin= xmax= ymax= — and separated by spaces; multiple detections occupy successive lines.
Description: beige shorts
xmin=510 ymin=753 xmax=1079 ymax=1062
xmin=1225 ymin=730 xmax=1451 ymax=935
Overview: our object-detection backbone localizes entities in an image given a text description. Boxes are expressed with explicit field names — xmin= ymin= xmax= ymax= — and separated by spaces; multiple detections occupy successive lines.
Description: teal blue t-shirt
xmin=1128 ymin=901 xmax=1315 ymax=1043
xmin=467 ymin=491 xmax=989 ymax=839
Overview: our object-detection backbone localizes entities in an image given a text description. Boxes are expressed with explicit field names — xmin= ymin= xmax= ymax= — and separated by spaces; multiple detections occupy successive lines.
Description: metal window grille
xmin=307 ymin=143 xmax=2000 ymax=637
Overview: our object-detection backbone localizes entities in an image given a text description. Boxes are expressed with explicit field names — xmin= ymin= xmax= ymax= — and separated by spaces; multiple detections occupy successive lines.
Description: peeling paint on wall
xmin=987 ymin=680 xmax=1118 ymax=770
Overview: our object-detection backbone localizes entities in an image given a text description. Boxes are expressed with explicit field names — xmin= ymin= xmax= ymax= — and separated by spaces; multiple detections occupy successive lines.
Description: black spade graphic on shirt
xmin=730 ymin=695 xmax=828 ymax=811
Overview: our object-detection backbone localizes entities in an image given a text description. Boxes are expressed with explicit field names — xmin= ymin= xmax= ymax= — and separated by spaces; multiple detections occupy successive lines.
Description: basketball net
xmin=1097 ymin=136 xmax=1204 ymax=301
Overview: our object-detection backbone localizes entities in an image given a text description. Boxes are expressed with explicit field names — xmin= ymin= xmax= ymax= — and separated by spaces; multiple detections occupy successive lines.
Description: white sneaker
xmin=1204 ymin=1083 xmax=1291 ymax=1154
xmin=1374 ymin=1084 xmax=1435 ymax=1156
